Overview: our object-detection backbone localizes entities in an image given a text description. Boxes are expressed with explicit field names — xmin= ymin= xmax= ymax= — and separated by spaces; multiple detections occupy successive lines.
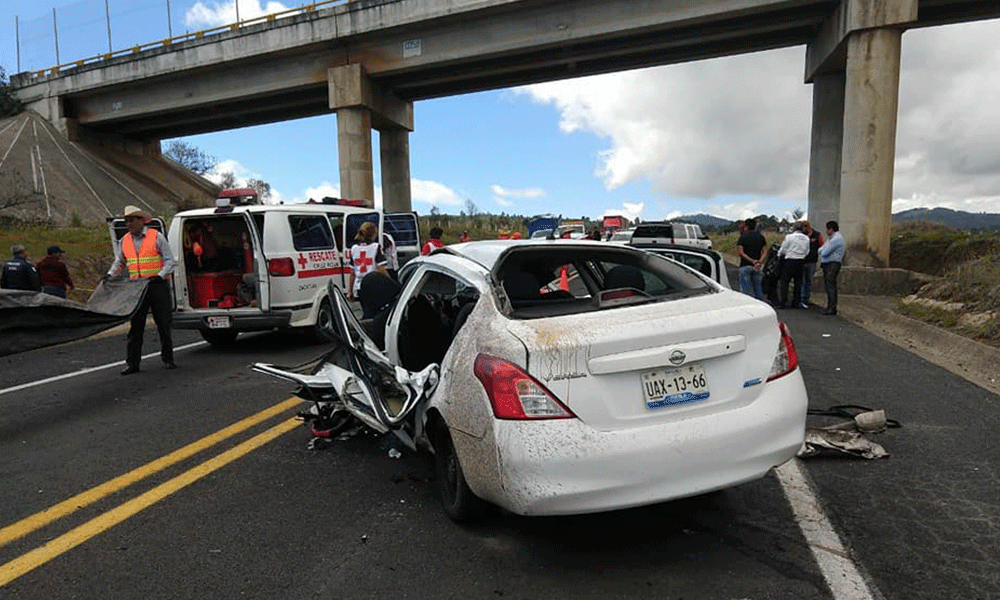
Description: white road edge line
xmin=776 ymin=459 xmax=879 ymax=600
xmin=0 ymin=341 xmax=208 ymax=397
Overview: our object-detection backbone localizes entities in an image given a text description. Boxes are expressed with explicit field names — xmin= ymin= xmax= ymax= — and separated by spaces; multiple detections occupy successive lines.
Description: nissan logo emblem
xmin=669 ymin=350 xmax=686 ymax=365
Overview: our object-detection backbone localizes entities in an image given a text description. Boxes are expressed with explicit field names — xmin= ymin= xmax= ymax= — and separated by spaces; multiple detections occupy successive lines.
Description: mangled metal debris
xmin=798 ymin=405 xmax=900 ymax=459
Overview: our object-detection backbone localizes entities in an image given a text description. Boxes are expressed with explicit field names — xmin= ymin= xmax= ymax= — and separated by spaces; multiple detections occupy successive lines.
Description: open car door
xmin=641 ymin=246 xmax=731 ymax=289
xmin=252 ymin=284 xmax=438 ymax=448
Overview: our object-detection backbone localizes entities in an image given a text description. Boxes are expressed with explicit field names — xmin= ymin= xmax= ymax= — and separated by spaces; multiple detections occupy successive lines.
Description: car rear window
xmin=495 ymin=246 xmax=712 ymax=319
xmin=632 ymin=224 xmax=673 ymax=238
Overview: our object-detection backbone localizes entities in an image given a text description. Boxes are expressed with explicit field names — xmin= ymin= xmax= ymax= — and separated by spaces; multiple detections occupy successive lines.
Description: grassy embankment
xmin=711 ymin=222 xmax=1000 ymax=346
xmin=0 ymin=223 xmax=113 ymax=301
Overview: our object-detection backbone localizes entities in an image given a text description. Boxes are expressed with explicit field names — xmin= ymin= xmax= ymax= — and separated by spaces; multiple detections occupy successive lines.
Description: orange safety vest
xmin=121 ymin=230 xmax=164 ymax=279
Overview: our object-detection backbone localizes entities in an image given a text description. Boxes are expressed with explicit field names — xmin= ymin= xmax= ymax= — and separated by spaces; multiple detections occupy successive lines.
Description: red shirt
xmin=421 ymin=238 xmax=444 ymax=255
xmin=36 ymin=256 xmax=74 ymax=289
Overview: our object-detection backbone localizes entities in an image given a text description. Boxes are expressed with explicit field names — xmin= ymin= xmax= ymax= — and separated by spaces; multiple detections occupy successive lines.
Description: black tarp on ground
xmin=0 ymin=278 xmax=151 ymax=357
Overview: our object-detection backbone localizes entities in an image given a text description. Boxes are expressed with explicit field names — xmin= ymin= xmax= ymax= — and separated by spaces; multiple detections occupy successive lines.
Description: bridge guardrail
xmin=12 ymin=0 xmax=350 ymax=86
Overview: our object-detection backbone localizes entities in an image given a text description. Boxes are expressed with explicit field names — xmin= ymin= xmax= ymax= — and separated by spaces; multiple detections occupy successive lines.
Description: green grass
xmin=0 ymin=223 xmax=112 ymax=260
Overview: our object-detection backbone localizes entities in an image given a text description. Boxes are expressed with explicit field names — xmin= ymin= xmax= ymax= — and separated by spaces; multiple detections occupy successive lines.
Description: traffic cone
xmin=559 ymin=265 xmax=569 ymax=292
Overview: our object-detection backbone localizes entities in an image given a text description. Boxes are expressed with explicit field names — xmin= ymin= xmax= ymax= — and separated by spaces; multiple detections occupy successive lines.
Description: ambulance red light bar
xmin=218 ymin=188 xmax=257 ymax=198
xmin=316 ymin=197 xmax=366 ymax=206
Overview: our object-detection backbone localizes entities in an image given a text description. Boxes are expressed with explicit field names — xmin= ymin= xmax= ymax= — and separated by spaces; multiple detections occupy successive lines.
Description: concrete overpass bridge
xmin=10 ymin=0 xmax=1000 ymax=266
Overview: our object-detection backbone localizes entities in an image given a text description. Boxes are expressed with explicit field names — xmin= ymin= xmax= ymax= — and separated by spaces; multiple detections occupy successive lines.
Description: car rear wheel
xmin=434 ymin=421 xmax=487 ymax=522
xmin=199 ymin=329 xmax=238 ymax=346
xmin=311 ymin=298 xmax=337 ymax=343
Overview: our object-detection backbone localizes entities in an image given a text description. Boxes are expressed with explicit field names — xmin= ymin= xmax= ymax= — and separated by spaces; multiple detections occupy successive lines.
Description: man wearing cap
xmin=107 ymin=205 xmax=177 ymax=375
xmin=1 ymin=244 xmax=42 ymax=292
xmin=36 ymin=245 xmax=75 ymax=298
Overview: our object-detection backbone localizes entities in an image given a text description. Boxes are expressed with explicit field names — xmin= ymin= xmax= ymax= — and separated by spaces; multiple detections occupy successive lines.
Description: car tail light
xmin=268 ymin=257 xmax=295 ymax=277
xmin=767 ymin=321 xmax=799 ymax=381
xmin=474 ymin=354 xmax=575 ymax=420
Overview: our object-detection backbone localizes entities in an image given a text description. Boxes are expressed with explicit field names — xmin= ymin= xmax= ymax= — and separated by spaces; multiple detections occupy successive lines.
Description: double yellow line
xmin=0 ymin=397 xmax=302 ymax=587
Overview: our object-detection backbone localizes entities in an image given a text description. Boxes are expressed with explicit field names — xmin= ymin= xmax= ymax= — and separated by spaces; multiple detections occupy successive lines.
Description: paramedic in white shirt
xmin=348 ymin=222 xmax=387 ymax=301
xmin=776 ymin=222 xmax=811 ymax=309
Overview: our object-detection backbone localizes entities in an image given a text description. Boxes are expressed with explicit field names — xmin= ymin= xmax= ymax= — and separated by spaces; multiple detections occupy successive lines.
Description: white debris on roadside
xmin=798 ymin=428 xmax=889 ymax=459
xmin=388 ymin=448 xmax=402 ymax=459
xmin=799 ymin=408 xmax=894 ymax=459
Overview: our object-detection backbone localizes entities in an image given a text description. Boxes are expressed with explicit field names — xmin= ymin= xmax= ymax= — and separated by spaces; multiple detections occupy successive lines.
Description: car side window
xmin=288 ymin=215 xmax=335 ymax=250
xmin=397 ymin=269 xmax=479 ymax=372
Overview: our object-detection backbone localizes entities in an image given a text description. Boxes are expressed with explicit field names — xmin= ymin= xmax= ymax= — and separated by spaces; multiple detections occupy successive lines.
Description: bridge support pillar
xmin=807 ymin=72 xmax=845 ymax=236
xmin=805 ymin=0 xmax=915 ymax=267
xmin=379 ymin=128 xmax=411 ymax=214
xmin=838 ymin=27 xmax=903 ymax=267
xmin=330 ymin=64 xmax=414 ymax=210
xmin=336 ymin=107 xmax=375 ymax=206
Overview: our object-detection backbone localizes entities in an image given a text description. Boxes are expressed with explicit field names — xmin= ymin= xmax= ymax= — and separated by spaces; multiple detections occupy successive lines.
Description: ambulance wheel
xmin=199 ymin=329 xmax=238 ymax=346
xmin=312 ymin=299 xmax=337 ymax=343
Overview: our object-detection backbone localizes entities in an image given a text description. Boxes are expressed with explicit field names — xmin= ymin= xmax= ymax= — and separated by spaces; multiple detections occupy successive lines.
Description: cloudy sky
xmin=2 ymin=0 xmax=999 ymax=222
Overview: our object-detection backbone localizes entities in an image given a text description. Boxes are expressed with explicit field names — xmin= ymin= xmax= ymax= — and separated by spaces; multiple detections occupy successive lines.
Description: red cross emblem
xmin=297 ymin=253 xmax=308 ymax=269
xmin=355 ymin=249 xmax=373 ymax=273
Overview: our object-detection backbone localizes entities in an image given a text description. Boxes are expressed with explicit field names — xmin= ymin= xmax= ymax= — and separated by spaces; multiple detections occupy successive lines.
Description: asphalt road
xmin=0 ymin=306 xmax=997 ymax=599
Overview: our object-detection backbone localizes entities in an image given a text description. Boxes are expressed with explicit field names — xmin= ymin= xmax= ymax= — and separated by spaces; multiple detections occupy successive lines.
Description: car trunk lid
xmin=503 ymin=293 xmax=779 ymax=431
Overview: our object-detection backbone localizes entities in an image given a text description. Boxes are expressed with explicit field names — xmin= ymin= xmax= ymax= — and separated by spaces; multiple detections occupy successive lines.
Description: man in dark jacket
xmin=801 ymin=221 xmax=824 ymax=306
xmin=36 ymin=245 xmax=75 ymax=298
xmin=1 ymin=244 xmax=42 ymax=291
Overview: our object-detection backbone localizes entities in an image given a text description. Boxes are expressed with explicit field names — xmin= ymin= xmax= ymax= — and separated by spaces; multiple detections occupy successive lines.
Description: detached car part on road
xmin=254 ymin=239 xmax=807 ymax=521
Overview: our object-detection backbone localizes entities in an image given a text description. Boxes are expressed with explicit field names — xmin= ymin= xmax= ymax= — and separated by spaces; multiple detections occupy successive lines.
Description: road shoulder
xmin=838 ymin=295 xmax=1000 ymax=397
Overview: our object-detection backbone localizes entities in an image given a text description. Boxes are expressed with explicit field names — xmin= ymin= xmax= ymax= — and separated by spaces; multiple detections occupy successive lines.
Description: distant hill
xmin=674 ymin=213 xmax=733 ymax=228
xmin=891 ymin=207 xmax=1000 ymax=231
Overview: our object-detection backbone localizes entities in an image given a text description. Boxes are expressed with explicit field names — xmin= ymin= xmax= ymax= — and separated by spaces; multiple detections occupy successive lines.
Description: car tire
xmin=199 ymin=329 xmax=238 ymax=346
xmin=434 ymin=421 xmax=487 ymax=522
xmin=311 ymin=298 xmax=337 ymax=343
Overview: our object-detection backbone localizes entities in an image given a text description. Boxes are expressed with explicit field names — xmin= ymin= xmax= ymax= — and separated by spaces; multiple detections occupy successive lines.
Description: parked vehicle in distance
xmin=607 ymin=228 xmax=635 ymax=243
xmin=630 ymin=221 xmax=713 ymax=250
xmin=602 ymin=214 xmax=626 ymax=236
xmin=527 ymin=215 xmax=560 ymax=238
xmin=630 ymin=242 xmax=731 ymax=289
xmin=255 ymin=238 xmax=807 ymax=521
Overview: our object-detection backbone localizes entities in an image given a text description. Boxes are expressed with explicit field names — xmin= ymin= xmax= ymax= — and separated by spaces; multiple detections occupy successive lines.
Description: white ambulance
xmin=165 ymin=191 xmax=419 ymax=345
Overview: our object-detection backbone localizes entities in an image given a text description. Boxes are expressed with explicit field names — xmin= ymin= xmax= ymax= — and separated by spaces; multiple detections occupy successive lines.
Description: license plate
xmin=206 ymin=316 xmax=231 ymax=329
xmin=642 ymin=365 xmax=711 ymax=409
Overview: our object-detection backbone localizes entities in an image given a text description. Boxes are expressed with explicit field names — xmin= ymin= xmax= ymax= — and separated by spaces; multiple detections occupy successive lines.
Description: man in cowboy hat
xmin=106 ymin=205 xmax=177 ymax=375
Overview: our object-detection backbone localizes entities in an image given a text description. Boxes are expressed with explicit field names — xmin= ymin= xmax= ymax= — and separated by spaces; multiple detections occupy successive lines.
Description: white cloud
xmin=520 ymin=48 xmax=812 ymax=202
xmin=491 ymin=185 xmax=546 ymax=199
xmin=491 ymin=184 xmax=546 ymax=210
xmin=519 ymin=19 xmax=1000 ymax=214
xmin=301 ymin=182 xmax=341 ymax=204
xmin=603 ymin=202 xmax=644 ymax=222
xmin=410 ymin=179 xmax=463 ymax=207
xmin=184 ymin=0 xmax=291 ymax=28
xmin=206 ymin=158 xmax=284 ymax=204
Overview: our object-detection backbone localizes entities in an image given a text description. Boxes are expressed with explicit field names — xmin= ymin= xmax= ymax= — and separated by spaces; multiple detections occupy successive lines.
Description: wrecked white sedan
xmin=254 ymin=239 xmax=807 ymax=521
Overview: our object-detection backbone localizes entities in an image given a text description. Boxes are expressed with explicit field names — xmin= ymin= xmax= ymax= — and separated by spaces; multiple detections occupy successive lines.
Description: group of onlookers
xmin=1 ymin=243 xmax=75 ymax=297
xmin=735 ymin=218 xmax=844 ymax=316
